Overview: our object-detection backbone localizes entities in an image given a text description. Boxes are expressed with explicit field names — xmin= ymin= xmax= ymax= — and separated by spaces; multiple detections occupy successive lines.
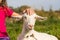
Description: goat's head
xmin=22 ymin=12 xmax=47 ymax=31
xmin=20 ymin=8 xmax=47 ymax=31
xmin=22 ymin=13 xmax=36 ymax=30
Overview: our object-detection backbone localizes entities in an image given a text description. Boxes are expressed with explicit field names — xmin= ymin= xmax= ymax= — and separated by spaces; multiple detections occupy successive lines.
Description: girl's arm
xmin=11 ymin=12 xmax=22 ymax=19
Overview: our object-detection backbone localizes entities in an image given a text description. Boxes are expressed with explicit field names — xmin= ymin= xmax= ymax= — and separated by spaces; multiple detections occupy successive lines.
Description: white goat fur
xmin=16 ymin=13 xmax=58 ymax=40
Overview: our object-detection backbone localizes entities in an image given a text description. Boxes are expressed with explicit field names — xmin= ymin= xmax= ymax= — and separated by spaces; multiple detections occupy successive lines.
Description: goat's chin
xmin=27 ymin=28 xmax=32 ymax=31
xmin=29 ymin=28 xmax=32 ymax=30
xmin=26 ymin=27 xmax=32 ymax=31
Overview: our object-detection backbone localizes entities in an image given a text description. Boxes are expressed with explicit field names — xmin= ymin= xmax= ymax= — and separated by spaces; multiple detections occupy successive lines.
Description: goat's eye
xmin=24 ymin=16 xmax=27 ymax=19
xmin=35 ymin=17 xmax=36 ymax=19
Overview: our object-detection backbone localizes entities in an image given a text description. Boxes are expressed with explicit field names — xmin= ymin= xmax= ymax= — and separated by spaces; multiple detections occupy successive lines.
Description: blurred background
xmin=6 ymin=0 xmax=60 ymax=40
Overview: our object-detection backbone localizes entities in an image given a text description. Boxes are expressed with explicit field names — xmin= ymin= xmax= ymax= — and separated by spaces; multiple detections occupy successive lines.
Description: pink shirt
xmin=0 ymin=7 xmax=13 ymax=37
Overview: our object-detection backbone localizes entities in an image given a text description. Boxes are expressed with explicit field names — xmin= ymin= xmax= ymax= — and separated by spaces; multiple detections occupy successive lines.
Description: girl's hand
xmin=23 ymin=8 xmax=35 ymax=15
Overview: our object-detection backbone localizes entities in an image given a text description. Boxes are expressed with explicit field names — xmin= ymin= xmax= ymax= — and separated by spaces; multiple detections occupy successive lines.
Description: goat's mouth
xmin=28 ymin=26 xmax=32 ymax=30
xmin=28 ymin=25 xmax=33 ymax=30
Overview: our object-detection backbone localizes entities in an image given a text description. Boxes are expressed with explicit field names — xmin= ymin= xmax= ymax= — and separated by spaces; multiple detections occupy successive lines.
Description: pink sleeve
xmin=6 ymin=8 xmax=13 ymax=17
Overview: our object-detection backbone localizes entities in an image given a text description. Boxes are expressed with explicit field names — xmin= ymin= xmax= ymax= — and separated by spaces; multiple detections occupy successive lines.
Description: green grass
xmin=6 ymin=18 xmax=60 ymax=40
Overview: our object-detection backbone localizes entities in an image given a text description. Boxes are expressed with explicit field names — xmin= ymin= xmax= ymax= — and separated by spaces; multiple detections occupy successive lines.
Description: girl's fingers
xmin=24 ymin=8 xmax=35 ymax=15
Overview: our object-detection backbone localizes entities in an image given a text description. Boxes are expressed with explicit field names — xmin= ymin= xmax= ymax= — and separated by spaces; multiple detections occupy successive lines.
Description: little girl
xmin=0 ymin=0 xmax=33 ymax=40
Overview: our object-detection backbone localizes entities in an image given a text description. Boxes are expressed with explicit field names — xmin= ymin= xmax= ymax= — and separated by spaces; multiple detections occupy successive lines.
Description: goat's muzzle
xmin=28 ymin=25 xmax=33 ymax=30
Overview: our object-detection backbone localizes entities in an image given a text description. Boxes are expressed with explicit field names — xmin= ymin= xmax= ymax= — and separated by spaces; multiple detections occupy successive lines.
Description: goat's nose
xmin=28 ymin=25 xmax=33 ymax=30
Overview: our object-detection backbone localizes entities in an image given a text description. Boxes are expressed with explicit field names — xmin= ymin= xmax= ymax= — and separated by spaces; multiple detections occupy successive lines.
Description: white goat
xmin=12 ymin=13 xmax=58 ymax=40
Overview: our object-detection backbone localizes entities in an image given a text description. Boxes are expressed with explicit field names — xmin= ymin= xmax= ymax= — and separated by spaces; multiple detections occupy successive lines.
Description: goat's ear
xmin=35 ymin=14 xmax=47 ymax=21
